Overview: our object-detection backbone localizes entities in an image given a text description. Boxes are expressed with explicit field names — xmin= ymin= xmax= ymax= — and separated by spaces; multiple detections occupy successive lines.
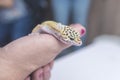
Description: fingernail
xmin=80 ymin=28 xmax=86 ymax=36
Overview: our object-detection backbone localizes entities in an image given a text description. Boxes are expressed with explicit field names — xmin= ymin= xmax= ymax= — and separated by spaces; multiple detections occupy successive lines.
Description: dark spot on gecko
xmin=70 ymin=37 xmax=74 ymax=40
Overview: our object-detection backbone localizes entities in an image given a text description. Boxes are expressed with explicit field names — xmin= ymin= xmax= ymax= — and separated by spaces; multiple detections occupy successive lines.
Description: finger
xmin=70 ymin=24 xmax=86 ymax=37
xmin=31 ymin=68 xmax=43 ymax=80
xmin=43 ymin=65 xmax=51 ymax=80
xmin=25 ymin=76 xmax=30 ymax=80
xmin=39 ymin=73 xmax=43 ymax=80
xmin=49 ymin=61 xmax=54 ymax=69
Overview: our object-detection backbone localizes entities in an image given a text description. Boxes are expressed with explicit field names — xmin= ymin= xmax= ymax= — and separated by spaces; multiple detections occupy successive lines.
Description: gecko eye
xmin=70 ymin=37 xmax=74 ymax=40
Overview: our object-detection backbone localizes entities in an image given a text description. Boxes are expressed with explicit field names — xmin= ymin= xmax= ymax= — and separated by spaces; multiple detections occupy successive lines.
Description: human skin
xmin=0 ymin=0 xmax=14 ymax=8
xmin=25 ymin=61 xmax=54 ymax=80
xmin=0 ymin=24 xmax=85 ymax=80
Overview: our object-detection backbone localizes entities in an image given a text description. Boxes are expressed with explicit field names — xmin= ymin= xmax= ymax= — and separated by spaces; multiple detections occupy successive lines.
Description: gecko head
xmin=41 ymin=21 xmax=83 ymax=46
xmin=61 ymin=27 xmax=82 ymax=46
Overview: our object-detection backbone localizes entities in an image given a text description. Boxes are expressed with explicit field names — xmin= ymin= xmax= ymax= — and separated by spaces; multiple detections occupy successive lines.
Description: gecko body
xmin=32 ymin=21 xmax=82 ymax=46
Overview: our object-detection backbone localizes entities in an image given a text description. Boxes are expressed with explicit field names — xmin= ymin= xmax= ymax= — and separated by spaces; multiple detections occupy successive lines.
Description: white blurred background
xmin=51 ymin=35 xmax=120 ymax=80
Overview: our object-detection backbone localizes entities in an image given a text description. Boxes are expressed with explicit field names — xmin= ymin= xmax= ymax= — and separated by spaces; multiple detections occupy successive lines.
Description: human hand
xmin=0 ymin=24 xmax=85 ymax=80
xmin=25 ymin=61 xmax=54 ymax=80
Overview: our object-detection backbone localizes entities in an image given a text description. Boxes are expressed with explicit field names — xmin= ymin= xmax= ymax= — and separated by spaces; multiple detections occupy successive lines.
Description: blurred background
xmin=1 ymin=0 xmax=120 ymax=80
xmin=0 ymin=0 xmax=120 ymax=58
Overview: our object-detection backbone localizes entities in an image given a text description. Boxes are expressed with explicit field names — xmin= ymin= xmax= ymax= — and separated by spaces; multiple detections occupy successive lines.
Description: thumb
xmin=3 ymin=24 xmax=85 ymax=67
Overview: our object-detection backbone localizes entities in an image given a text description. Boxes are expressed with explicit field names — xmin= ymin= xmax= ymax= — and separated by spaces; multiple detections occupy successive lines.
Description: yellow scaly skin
xmin=32 ymin=21 xmax=82 ymax=46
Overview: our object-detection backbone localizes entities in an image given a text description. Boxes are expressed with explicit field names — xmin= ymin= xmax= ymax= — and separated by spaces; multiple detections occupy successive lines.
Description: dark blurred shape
xmin=0 ymin=0 xmax=34 ymax=47
xmin=0 ymin=0 xmax=51 ymax=47
xmin=24 ymin=0 xmax=51 ymax=24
